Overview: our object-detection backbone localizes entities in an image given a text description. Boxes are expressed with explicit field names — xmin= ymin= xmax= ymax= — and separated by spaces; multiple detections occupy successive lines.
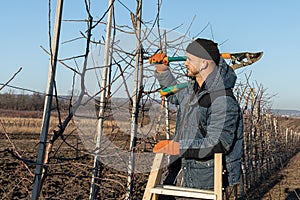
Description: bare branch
xmin=0 ymin=120 xmax=33 ymax=176
xmin=0 ymin=67 xmax=22 ymax=91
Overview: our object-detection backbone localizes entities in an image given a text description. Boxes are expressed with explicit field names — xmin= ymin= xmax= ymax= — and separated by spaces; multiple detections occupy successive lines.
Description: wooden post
xmin=89 ymin=0 xmax=114 ymax=199
xmin=214 ymin=153 xmax=222 ymax=200
xmin=31 ymin=1 xmax=63 ymax=199
xmin=142 ymin=153 xmax=164 ymax=200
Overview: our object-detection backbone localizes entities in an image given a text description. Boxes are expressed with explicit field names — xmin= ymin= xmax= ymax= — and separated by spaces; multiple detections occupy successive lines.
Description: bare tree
xmin=1 ymin=1 xmax=299 ymax=200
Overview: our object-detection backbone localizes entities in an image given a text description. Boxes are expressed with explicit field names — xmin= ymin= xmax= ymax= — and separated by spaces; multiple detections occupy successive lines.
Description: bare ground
xmin=245 ymin=151 xmax=300 ymax=200
xmin=260 ymin=151 xmax=300 ymax=200
xmin=0 ymin=113 xmax=299 ymax=199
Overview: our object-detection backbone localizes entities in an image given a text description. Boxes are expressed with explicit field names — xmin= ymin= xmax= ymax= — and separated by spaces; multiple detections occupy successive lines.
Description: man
xmin=152 ymin=38 xmax=244 ymax=198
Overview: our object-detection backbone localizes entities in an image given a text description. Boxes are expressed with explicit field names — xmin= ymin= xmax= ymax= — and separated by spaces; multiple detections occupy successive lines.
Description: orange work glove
xmin=153 ymin=140 xmax=180 ymax=155
xmin=149 ymin=52 xmax=168 ymax=65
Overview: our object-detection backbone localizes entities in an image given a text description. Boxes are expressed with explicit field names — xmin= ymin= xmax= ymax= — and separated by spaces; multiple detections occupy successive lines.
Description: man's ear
xmin=199 ymin=60 xmax=208 ymax=71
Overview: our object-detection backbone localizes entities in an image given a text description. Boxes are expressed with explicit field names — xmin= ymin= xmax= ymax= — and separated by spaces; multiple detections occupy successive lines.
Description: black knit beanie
xmin=186 ymin=38 xmax=220 ymax=65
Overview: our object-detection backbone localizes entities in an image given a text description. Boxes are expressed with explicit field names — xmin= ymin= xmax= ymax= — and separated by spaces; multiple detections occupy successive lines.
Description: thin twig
xmin=0 ymin=67 xmax=22 ymax=91
xmin=0 ymin=120 xmax=34 ymax=176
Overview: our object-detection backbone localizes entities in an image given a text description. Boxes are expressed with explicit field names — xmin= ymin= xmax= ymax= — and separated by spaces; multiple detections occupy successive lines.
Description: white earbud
xmin=199 ymin=64 xmax=208 ymax=71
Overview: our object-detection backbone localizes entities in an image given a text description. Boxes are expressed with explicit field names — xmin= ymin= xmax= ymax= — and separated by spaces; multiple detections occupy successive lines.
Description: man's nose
xmin=184 ymin=60 xmax=188 ymax=67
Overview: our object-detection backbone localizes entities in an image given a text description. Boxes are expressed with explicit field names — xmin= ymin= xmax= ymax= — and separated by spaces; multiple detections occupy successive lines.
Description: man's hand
xmin=153 ymin=140 xmax=179 ymax=155
xmin=149 ymin=52 xmax=167 ymax=64
xmin=149 ymin=52 xmax=169 ymax=73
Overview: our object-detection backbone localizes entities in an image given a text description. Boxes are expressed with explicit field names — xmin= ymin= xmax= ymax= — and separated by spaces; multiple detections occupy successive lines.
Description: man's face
xmin=184 ymin=52 xmax=204 ymax=78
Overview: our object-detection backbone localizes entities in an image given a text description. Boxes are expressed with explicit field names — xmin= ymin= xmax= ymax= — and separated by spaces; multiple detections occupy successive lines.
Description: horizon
xmin=1 ymin=92 xmax=300 ymax=113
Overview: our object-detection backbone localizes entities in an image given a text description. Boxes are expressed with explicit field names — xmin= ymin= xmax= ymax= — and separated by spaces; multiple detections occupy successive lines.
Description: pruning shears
xmin=146 ymin=51 xmax=263 ymax=96
xmin=147 ymin=51 xmax=263 ymax=70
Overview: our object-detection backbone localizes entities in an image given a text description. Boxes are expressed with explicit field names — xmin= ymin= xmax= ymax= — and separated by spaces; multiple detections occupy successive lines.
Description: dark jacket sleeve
xmin=179 ymin=96 xmax=240 ymax=159
xmin=154 ymin=69 xmax=183 ymax=105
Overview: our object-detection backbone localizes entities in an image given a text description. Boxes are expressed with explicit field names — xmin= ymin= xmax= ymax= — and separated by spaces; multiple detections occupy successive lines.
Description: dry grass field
xmin=0 ymin=110 xmax=299 ymax=199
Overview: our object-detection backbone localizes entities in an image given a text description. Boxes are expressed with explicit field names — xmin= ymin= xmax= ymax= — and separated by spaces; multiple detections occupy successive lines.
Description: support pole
xmin=162 ymin=29 xmax=170 ymax=139
xmin=89 ymin=0 xmax=114 ymax=199
xmin=126 ymin=0 xmax=142 ymax=199
xmin=31 ymin=0 xmax=64 ymax=199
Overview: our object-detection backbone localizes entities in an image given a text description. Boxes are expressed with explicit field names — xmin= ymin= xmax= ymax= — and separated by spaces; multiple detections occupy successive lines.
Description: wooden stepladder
xmin=143 ymin=153 xmax=223 ymax=200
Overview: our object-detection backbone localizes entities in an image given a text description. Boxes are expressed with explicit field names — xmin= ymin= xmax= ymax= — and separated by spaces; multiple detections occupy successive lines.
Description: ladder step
xmin=150 ymin=185 xmax=217 ymax=199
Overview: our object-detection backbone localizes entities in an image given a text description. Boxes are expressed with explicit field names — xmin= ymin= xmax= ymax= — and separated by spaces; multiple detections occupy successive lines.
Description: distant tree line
xmin=0 ymin=93 xmax=69 ymax=111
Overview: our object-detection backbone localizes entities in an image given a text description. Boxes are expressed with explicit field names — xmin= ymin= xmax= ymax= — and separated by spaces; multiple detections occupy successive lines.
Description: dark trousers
xmin=158 ymin=157 xmax=181 ymax=200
